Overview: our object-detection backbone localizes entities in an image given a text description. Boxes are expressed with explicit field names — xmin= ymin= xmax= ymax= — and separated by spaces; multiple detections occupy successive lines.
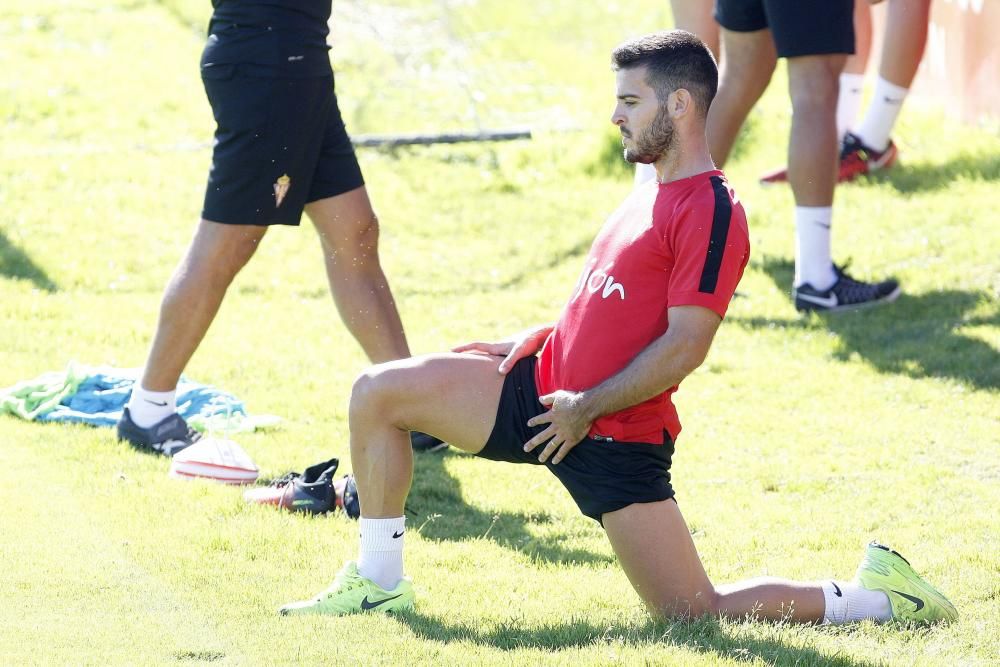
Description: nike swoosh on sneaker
xmin=292 ymin=499 xmax=316 ymax=507
xmin=891 ymin=589 xmax=925 ymax=611
xmin=360 ymin=594 xmax=402 ymax=610
xmin=796 ymin=292 xmax=839 ymax=308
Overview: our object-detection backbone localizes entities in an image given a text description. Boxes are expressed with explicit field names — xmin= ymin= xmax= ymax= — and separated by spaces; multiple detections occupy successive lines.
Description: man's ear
xmin=668 ymin=88 xmax=693 ymax=119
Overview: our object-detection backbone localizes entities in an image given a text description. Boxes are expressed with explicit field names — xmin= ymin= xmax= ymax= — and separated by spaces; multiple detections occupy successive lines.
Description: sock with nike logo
xmin=127 ymin=385 xmax=177 ymax=428
xmin=821 ymin=580 xmax=892 ymax=624
xmin=855 ymin=76 xmax=909 ymax=153
xmin=358 ymin=516 xmax=405 ymax=591
xmin=794 ymin=206 xmax=837 ymax=291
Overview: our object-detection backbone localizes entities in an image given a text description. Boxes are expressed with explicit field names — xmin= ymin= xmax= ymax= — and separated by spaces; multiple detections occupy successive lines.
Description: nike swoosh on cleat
xmin=891 ymin=589 xmax=925 ymax=611
xmin=144 ymin=399 xmax=169 ymax=407
xmin=832 ymin=582 xmax=843 ymax=597
xmin=291 ymin=499 xmax=315 ymax=507
xmin=796 ymin=292 xmax=839 ymax=308
xmin=360 ymin=594 xmax=402 ymax=610
xmin=392 ymin=531 xmax=404 ymax=539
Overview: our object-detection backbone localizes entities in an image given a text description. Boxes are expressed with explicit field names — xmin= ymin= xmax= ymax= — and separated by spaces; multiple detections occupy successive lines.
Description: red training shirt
xmin=535 ymin=169 xmax=749 ymax=444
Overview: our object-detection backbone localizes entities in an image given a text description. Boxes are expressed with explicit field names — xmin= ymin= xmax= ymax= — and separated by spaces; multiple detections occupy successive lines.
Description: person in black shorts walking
xmin=276 ymin=31 xmax=956 ymax=626
xmin=117 ymin=1 xmax=420 ymax=453
xmin=706 ymin=0 xmax=901 ymax=313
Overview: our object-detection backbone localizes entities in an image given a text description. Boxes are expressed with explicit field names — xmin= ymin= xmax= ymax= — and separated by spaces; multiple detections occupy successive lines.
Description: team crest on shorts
xmin=274 ymin=174 xmax=291 ymax=208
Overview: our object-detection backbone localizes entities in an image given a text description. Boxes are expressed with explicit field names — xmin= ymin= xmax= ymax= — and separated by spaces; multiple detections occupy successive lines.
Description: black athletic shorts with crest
xmin=200 ymin=65 xmax=364 ymax=226
xmin=477 ymin=356 xmax=676 ymax=524
xmin=714 ymin=0 xmax=854 ymax=58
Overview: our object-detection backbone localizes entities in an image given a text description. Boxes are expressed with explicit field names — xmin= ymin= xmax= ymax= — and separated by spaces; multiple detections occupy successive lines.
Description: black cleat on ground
xmin=339 ymin=474 xmax=360 ymax=519
xmin=244 ymin=457 xmax=339 ymax=514
xmin=116 ymin=407 xmax=201 ymax=456
xmin=410 ymin=431 xmax=448 ymax=453
xmin=794 ymin=264 xmax=901 ymax=313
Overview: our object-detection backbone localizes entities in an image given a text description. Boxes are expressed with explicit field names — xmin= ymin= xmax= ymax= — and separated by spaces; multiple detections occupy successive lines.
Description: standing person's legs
xmin=786 ymin=55 xmax=845 ymax=210
xmin=669 ymin=0 xmax=720 ymax=59
xmin=838 ymin=0 xmax=873 ymax=139
xmin=307 ymin=189 xmax=409 ymax=364
xmin=140 ymin=221 xmax=267 ymax=394
xmin=705 ymin=28 xmax=776 ymax=167
xmin=852 ymin=0 xmax=931 ymax=152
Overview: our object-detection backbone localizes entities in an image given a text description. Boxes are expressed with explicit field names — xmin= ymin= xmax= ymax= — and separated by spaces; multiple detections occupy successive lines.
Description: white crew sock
xmin=127 ymin=385 xmax=177 ymax=428
xmin=794 ymin=206 xmax=837 ymax=290
xmin=634 ymin=162 xmax=656 ymax=187
xmin=822 ymin=580 xmax=893 ymax=624
xmin=358 ymin=516 xmax=405 ymax=591
xmin=854 ymin=76 xmax=909 ymax=152
xmin=836 ymin=73 xmax=865 ymax=140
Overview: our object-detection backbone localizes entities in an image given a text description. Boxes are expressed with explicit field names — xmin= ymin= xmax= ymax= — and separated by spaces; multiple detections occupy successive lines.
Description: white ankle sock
xmin=855 ymin=76 xmax=909 ymax=152
xmin=836 ymin=73 xmax=865 ymax=140
xmin=127 ymin=385 xmax=177 ymax=428
xmin=358 ymin=517 xmax=405 ymax=591
xmin=822 ymin=580 xmax=893 ymax=624
xmin=794 ymin=206 xmax=837 ymax=290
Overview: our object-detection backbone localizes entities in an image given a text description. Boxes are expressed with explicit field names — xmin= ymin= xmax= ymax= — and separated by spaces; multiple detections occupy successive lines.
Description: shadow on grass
xmin=407 ymin=449 xmax=614 ymax=566
xmin=736 ymin=256 xmax=1000 ymax=390
xmin=849 ymin=150 xmax=999 ymax=194
xmin=395 ymin=612 xmax=878 ymax=666
xmin=0 ymin=230 xmax=57 ymax=292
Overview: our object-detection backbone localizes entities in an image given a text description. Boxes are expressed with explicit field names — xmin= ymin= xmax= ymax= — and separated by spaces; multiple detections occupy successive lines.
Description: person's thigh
xmin=355 ymin=352 xmax=508 ymax=454
xmin=764 ymin=0 xmax=854 ymax=58
xmin=305 ymin=185 xmax=376 ymax=253
xmin=602 ymin=499 xmax=717 ymax=618
xmin=307 ymin=83 xmax=365 ymax=203
xmin=714 ymin=0 xmax=767 ymax=33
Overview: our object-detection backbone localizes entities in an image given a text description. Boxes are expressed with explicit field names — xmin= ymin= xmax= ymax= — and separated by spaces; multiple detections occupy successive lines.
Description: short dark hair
xmin=611 ymin=30 xmax=718 ymax=118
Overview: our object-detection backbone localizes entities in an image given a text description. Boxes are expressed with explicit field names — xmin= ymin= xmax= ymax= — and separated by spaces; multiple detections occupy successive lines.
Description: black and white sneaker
xmin=116 ymin=407 xmax=201 ymax=456
xmin=794 ymin=265 xmax=901 ymax=313
xmin=410 ymin=431 xmax=448 ymax=453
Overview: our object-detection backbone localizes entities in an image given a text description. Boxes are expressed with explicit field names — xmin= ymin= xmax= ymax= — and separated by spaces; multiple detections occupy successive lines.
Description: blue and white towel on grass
xmin=0 ymin=362 xmax=280 ymax=434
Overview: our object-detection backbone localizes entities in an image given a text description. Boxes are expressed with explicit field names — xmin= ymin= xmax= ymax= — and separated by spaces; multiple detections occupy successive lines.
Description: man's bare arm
xmin=524 ymin=305 xmax=722 ymax=463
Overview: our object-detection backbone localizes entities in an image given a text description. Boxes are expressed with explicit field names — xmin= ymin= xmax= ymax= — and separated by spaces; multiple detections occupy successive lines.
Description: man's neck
xmin=653 ymin=137 xmax=716 ymax=183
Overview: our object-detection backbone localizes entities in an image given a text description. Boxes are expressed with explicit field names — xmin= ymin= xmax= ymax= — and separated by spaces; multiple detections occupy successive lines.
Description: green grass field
xmin=2 ymin=1 xmax=999 ymax=664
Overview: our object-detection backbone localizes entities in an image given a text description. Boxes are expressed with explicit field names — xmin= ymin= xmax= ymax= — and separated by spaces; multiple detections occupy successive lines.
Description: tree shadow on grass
xmin=737 ymin=257 xmax=1000 ymax=390
xmin=0 ymin=230 xmax=57 ymax=292
xmin=406 ymin=449 xmax=614 ymax=566
xmin=848 ymin=150 xmax=999 ymax=195
xmin=394 ymin=611 xmax=879 ymax=666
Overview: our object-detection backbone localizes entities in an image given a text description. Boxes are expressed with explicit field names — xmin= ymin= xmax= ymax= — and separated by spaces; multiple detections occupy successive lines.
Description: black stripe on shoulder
xmin=698 ymin=175 xmax=733 ymax=294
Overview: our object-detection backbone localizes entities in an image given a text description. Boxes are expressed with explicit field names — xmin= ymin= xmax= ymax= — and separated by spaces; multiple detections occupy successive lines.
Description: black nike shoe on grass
xmin=116 ymin=408 xmax=201 ymax=456
xmin=410 ymin=431 xmax=448 ymax=453
xmin=794 ymin=265 xmax=901 ymax=313
xmin=244 ymin=457 xmax=339 ymax=515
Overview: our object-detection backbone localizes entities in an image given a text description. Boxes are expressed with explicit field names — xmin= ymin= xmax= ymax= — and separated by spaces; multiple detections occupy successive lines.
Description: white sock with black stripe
xmin=822 ymin=580 xmax=893 ymax=624
xmin=358 ymin=516 xmax=405 ymax=591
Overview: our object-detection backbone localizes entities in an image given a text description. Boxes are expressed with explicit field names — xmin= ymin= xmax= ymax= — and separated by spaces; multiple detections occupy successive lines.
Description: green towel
xmin=0 ymin=361 xmax=90 ymax=420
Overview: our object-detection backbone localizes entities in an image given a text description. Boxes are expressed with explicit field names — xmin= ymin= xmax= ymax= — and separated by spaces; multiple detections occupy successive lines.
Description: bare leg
xmin=786 ymin=54 xmax=846 ymax=207
xmin=706 ymin=28 xmax=777 ymax=167
xmin=140 ymin=220 xmax=267 ymax=391
xmin=669 ymin=0 xmax=720 ymax=60
xmin=348 ymin=353 xmax=508 ymax=518
xmin=879 ymin=0 xmax=931 ymax=87
xmin=307 ymin=186 xmax=409 ymax=364
xmin=844 ymin=0 xmax=873 ymax=75
xmin=603 ymin=499 xmax=825 ymax=622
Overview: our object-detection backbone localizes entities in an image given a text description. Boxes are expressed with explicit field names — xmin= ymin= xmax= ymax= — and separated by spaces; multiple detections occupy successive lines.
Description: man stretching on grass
xmin=280 ymin=31 xmax=957 ymax=625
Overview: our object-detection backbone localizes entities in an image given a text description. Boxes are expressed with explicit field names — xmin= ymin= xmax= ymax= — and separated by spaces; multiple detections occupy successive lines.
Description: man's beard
xmin=622 ymin=109 xmax=675 ymax=164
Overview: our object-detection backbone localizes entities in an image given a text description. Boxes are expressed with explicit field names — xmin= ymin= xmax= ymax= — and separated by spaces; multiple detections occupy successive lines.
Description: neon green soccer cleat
xmin=279 ymin=562 xmax=415 ymax=616
xmin=854 ymin=541 xmax=958 ymax=624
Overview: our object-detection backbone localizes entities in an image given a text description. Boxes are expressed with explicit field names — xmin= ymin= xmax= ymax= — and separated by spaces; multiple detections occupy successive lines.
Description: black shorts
xmin=478 ymin=356 xmax=675 ymax=524
xmin=200 ymin=65 xmax=365 ymax=226
xmin=714 ymin=0 xmax=854 ymax=58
